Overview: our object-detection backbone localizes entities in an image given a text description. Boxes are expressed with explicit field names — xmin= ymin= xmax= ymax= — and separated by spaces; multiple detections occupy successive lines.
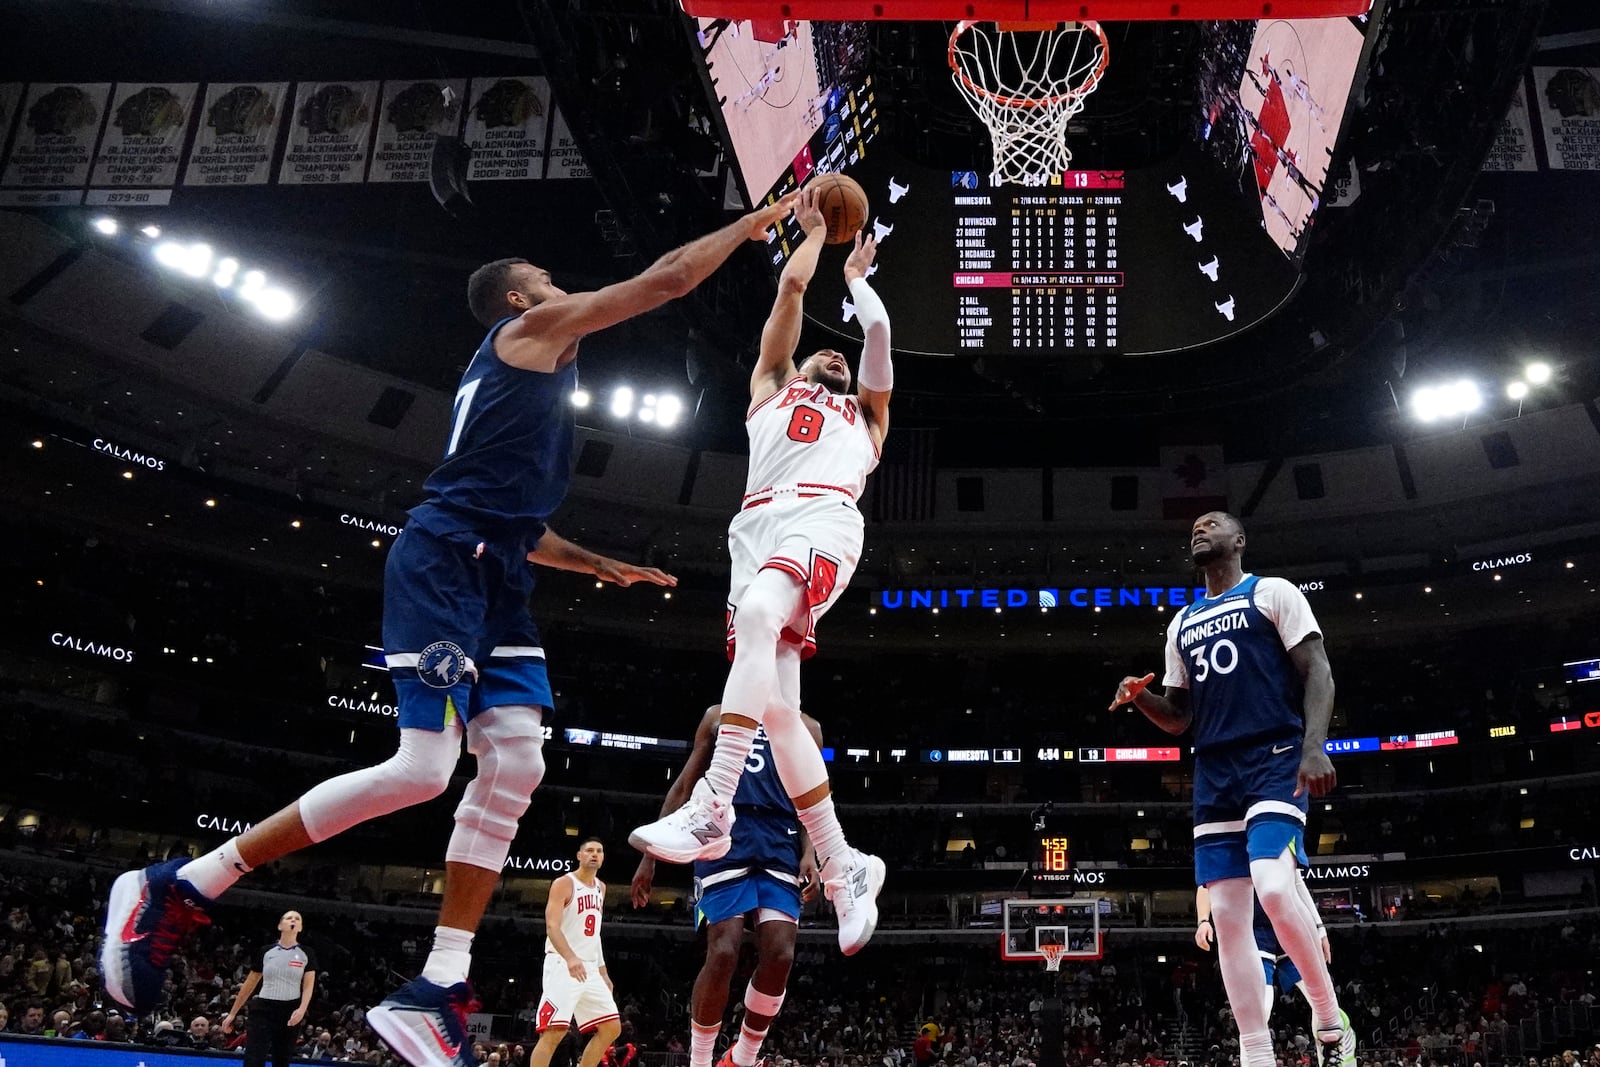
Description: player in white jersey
xmin=631 ymin=186 xmax=890 ymax=955
xmin=530 ymin=839 xmax=618 ymax=1067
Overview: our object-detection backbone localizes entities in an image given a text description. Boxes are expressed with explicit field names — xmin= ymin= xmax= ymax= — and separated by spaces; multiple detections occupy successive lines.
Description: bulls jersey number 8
xmin=786 ymin=406 xmax=824 ymax=444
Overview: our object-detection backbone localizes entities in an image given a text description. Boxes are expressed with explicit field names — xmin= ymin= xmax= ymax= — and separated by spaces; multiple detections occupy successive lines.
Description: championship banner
xmin=1532 ymin=66 xmax=1600 ymax=171
xmin=87 ymin=83 xmax=199 ymax=205
xmin=182 ymin=82 xmax=288 ymax=186
xmin=463 ymin=76 xmax=550 ymax=182
xmin=277 ymin=80 xmax=379 ymax=185
xmin=0 ymin=83 xmax=112 ymax=200
xmin=546 ymin=105 xmax=591 ymax=180
xmin=1482 ymin=84 xmax=1538 ymax=173
xmin=368 ymin=79 xmax=466 ymax=183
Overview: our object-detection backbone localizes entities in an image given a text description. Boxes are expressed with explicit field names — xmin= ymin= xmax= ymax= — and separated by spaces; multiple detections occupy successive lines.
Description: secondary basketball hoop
xmin=1039 ymin=943 xmax=1069 ymax=972
xmin=948 ymin=19 xmax=1110 ymax=186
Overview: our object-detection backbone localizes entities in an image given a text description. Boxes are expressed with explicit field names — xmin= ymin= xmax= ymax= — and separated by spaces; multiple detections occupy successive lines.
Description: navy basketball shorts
xmin=381 ymin=523 xmax=553 ymax=731
xmin=1192 ymin=737 xmax=1309 ymax=885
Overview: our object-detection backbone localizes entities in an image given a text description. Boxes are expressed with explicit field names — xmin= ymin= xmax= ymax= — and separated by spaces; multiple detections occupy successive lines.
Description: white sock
xmin=733 ymin=1022 xmax=769 ymax=1065
xmin=176 ymin=838 xmax=250 ymax=901
xmin=690 ymin=1020 xmax=719 ymax=1067
xmin=1240 ymin=1029 xmax=1274 ymax=1067
xmin=797 ymin=794 xmax=849 ymax=870
xmin=421 ymin=926 xmax=474 ymax=985
xmin=703 ymin=723 xmax=757 ymax=799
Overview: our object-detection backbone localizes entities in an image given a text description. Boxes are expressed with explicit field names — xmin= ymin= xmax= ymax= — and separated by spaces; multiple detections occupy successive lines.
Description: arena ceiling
xmin=0 ymin=0 xmax=1596 ymax=470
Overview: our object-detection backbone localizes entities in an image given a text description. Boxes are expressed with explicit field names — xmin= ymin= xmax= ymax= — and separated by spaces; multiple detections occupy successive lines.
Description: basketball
xmin=812 ymin=172 xmax=869 ymax=245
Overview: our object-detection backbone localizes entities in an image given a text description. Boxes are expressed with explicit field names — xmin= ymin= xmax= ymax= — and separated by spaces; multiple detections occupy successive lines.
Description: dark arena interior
xmin=2 ymin=1 xmax=1600 ymax=1066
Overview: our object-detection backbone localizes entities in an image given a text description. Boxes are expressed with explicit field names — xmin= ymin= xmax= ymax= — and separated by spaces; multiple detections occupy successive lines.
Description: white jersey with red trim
xmin=544 ymin=872 xmax=605 ymax=963
xmin=744 ymin=376 xmax=880 ymax=504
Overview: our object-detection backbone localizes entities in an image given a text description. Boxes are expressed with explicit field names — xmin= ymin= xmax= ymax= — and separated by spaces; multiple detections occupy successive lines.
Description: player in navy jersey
xmin=1111 ymin=512 xmax=1354 ymax=1067
xmin=101 ymin=192 xmax=800 ymax=1067
xmin=630 ymin=705 xmax=822 ymax=1067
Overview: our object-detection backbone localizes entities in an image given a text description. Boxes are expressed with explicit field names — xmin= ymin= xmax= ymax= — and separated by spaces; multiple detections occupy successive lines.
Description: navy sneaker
xmin=100 ymin=858 xmax=213 ymax=1012
xmin=367 ymin=976 xmax=479 ymax=1067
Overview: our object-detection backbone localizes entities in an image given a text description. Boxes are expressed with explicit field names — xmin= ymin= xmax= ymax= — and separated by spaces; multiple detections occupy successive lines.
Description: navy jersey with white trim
xmin=409 ymin=316 xmax=576 ymax=543
xmin=1162 ymin=574 xmax=1320 ymax=752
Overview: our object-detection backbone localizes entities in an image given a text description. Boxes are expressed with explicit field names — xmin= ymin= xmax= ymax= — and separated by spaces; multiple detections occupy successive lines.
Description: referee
xmin=221 ymin=910 xmax=318 ymax=1066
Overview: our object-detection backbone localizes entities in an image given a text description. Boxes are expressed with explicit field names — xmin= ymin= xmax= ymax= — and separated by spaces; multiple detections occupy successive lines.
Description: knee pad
xmin=447 ymin=705 xmax=547 ymax=870
xmin=301 ymin=726 xmax=461 ymax=843
xmin=745 ymin=980 xmax=786 ymax=1018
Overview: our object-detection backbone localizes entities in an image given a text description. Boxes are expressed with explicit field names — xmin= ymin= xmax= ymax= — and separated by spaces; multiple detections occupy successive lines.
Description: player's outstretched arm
xmin=753 ymin=187 xmax=827 ymax=404
xmin=844 ymin=232 xmax=891 ymax=448
xmin=527 ymin=528 xmax=677 ymax=588
xmin=1288 ymin=635 xmax=1337 ymax=797
xmin=1109 ymin=672 xmax=1192 ymax=734
xmin=505 ymin=193 xmax=799 ymax=368
xmin=631 ymin=706 xmax=720 ymax=905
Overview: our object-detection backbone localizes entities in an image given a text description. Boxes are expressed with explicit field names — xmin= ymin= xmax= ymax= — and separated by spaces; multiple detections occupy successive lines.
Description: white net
xmin=1040 ymin=944 xmax=1069 ymax=972
xmin=948 ymin=20 xmax=1110 ymax=187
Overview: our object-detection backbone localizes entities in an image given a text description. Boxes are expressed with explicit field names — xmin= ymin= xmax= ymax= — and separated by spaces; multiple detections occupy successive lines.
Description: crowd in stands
xmin=1 ymin=861 xmax=1597 ymax=1067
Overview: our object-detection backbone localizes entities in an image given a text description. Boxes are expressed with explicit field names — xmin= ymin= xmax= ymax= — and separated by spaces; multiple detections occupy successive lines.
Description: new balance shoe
xmin=628 ymin=779 xmax=735 ymax=864
xmin=821 ymin=848 xmax=885 ymax=955
xmin=367 ymin=976 xmax=479 ymax=1067
xmin=1316 ymin=1009 xmax=1356 ymax=1067
xmin=100 ymin=858 xmax=213 ymax=1012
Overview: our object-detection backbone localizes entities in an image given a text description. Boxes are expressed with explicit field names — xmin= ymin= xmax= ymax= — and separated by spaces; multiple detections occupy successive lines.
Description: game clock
xmin=1038 ymin=835 xmax=1071 ymax=874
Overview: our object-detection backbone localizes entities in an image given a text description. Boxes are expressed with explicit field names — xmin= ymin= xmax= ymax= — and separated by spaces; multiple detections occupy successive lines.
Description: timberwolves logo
xmin=418 ymin=641 xmax=469 ymax=689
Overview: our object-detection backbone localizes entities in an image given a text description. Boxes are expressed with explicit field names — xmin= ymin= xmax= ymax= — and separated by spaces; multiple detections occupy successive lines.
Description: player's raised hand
xmin=1295 ymin=745 xmax=1336 ymax=798
xmin=565 ymin=955 xmax=589 ymax=983
xmin=629 ymin=857 xmax=655 ymax=909
xmin=744 ymin=190 xmax=801 ymax=240
xmin=1109 ymin=672 xmax=1155 ymax=711
xmin=594 ymin=558 xmax=677 ymax=588
xmin=793 ymin=186 xmax=825 ymax=238
xmin=843 ymin=231 xmax=877 ymax=283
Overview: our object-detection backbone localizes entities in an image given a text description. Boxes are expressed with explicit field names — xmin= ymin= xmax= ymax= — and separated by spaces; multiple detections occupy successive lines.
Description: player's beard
xmin=1190 ymin=544 xmax=1221 ymax=567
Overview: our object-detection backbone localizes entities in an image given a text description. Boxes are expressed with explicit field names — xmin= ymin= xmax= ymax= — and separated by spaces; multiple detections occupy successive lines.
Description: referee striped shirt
xmin=256 ymin=942 xmax=316 ymax=1001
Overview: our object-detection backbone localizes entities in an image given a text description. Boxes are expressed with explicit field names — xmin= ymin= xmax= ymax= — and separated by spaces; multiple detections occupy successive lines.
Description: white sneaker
xmin=628 ymin=779 xmax=735 ymax=864
xmin=821 ymin=848 xmax=885 ymax=955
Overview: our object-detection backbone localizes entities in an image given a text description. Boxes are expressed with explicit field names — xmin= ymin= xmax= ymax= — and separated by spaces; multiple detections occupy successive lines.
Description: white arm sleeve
xmin=847 ymin=276 xmax=892 ymax=391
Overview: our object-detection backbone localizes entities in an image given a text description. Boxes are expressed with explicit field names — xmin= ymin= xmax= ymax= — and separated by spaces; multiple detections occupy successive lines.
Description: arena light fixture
xmin=1525 ymin=361 xmax=1552 ymax=384
xmin=571 ymin=388 xmax=591 ymax=408
xmin=180 ymin=242 xmax=213 ymax=278
xmin=610 ymin=386 xmax=635 ymax=418
xmin=1410 ymin=379 xmax=1482 ymax=423
xmin=1506 ymin=381 xmax=1529 ymax=400
xmin=251 ymin=287 xmax=298 ymax=321
xmin=655 ymin=394 xmax=684 ymax=428
xmin=140 ymin=224 xmax=161 ymax=238
xmin=92 ymin=216 xmax=119 ymax=235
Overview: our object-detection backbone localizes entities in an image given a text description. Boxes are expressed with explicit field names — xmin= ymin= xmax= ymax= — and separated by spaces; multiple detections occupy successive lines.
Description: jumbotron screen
xmin=696 ymin=15 xmax=1370 ymax=357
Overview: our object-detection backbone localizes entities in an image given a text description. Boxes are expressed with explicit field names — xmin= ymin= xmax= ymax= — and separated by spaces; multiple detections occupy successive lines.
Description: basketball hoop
xmin=948 ymin=20 xmax=1110 ymax=187
xmin=1040 ymin=944 xmax=1069 ymax=972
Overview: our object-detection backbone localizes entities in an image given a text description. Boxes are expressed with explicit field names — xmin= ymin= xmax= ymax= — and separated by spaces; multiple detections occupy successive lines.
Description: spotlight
xmin=639 ymin=408 xmax=655 ymax=423
xmin=153 ymin=240 xmax=187 ymax=269
xmin=571 ymin=388 xmax=591 ymax=408
xmin=656 ymin=394 xmax=683 ymax=428
xmin=1506 ymin=381 xmax=1529 ymax=400
xmin=140 ymin=224 xmax=161 ymax=238
xmin=610 ymin=386 xmax=634 ymax=418
xmin=92 ymin=217 xmax=119 ymax=235
xmin=1525 ymin=361 xmax=1552 ymax=384
xmin=181 ymin=243 xmax=213 ymax=278
xmin=1410 ymin=380 xmax=1481 ymax=423
xmin=239 ymin=270 xmax=266 ymax=295
xmin=204 ymin=498 xmax=216 ymax=507
xmin=252 ymin=288 xmax=297 ymax=321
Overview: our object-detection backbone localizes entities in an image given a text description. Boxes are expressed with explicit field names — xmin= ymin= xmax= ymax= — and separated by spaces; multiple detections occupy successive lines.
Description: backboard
xmin=1001 ymin=897 xmax=1103 ymax=962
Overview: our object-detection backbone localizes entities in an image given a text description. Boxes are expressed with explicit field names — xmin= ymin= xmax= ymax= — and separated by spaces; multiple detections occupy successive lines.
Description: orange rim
xmin=948 ymin=19 xmax=1111 ymax=110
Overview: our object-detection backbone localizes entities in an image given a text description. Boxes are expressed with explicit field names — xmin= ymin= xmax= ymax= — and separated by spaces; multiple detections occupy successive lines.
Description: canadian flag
xmin=1159 ymin=446 xmax=1229 ymax=521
